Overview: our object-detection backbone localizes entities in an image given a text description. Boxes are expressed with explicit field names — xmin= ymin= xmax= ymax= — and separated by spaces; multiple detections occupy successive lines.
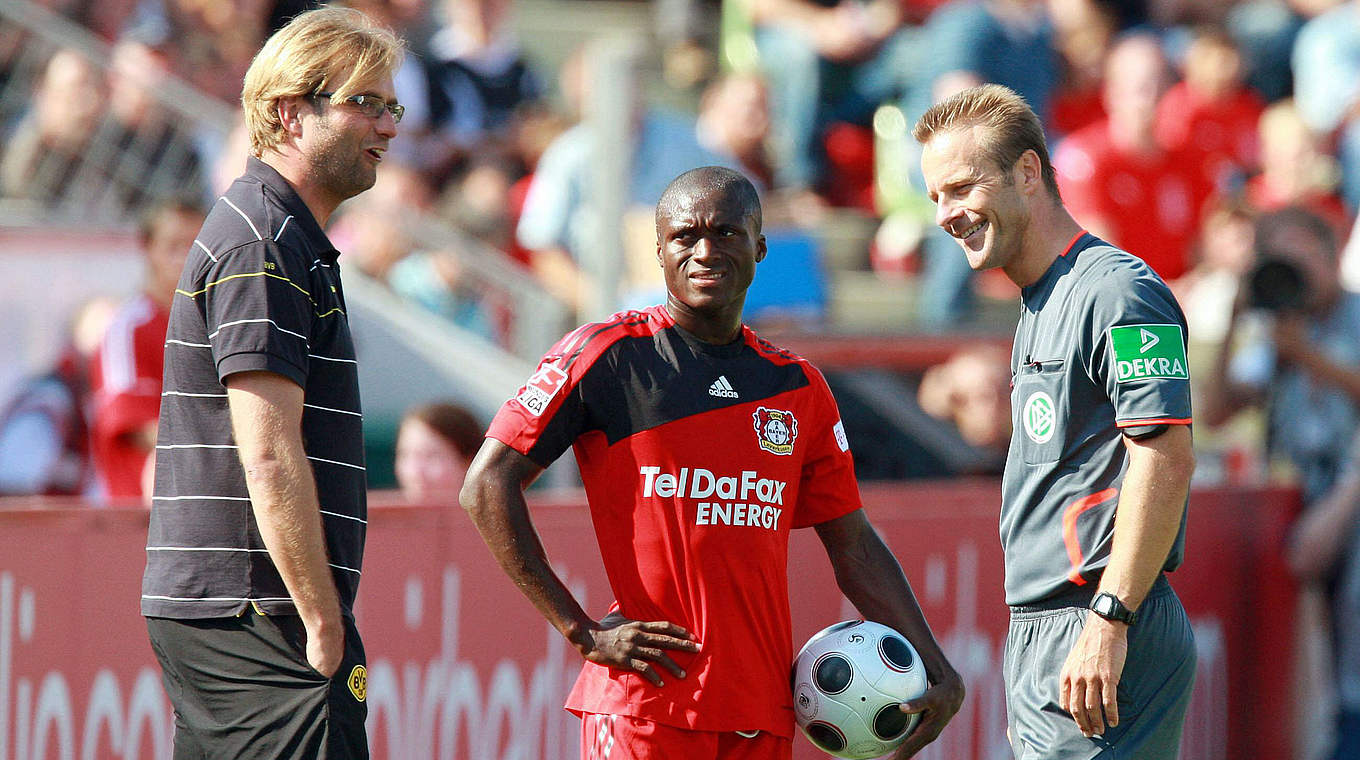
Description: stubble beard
xmin=308 ymin=127 xmax=376 ymax=204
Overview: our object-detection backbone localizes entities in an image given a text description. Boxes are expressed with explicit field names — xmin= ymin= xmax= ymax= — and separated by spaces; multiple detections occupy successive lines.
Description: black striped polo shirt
xmin=141 ymin=156 xmax=366 ymax=619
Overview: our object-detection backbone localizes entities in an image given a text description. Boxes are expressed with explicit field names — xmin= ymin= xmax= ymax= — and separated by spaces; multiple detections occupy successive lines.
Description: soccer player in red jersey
xmin=462 ymin=166 xmax=963 ymax=759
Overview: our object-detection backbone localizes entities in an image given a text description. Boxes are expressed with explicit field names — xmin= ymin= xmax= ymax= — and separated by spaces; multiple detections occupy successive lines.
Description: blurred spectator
xmin=394 ymin=401 xmax=483 ymax=502
xmin=1292 ymin=0 xmax=1360 ymax=212
xmin=748 ymin=0 xmax=918 ymax=193
xmin=514 ymin=46 xmax=733 ymax=314
xmin=100 ymin=36 xmax=207 ymax=212
xmin=696 ymin=72 xmax=775 ymax=191
xmin=441 ymin=156 xmax=519 ymax=250
xmin=917 ymin=344 xmax=1012 ymax=459
xmin=1053 ymin=33 xmax=1213 ymax=281
xmin=1286 ymin=429 xmax=1360 ymax=760
xmin=911 ymin=0 xmax=1057 ymax=123
xmin=1248 ymin=100 xmax=1351 ymax=237
xmin=89 ymin=197 xmax=205 ymax=503
xmin=400 ymin=0 xmax=544 ymax=184
xmin=1175 ymin=195 xmax=1258 ymax=346
xmin=2 ymin=38 xmax=207 ymax=219
xmin=331 ymin=161 xmax=502 ymax=341
xmin=1224 ymin=0 xmax=1304 ymax=102
xmin=1202 ymin=206 xmax=1360 ymax=502
xmin=1175 ymin=196 xmax=1264 ymax=486
xmin=1047 ymin=0 xmax=1115 ymax=137
xmin=0 ymin=48 xmax=106 ymax=209
xmin=0 ymin=296 xmax=115 ymax=497
xmin=389 ymin=160 xmax=506 ymax=340
xmin=1156 ymin=28 xmax=1265 ymax=187
xmin=126 ymin=0 xmax=272 ymax=103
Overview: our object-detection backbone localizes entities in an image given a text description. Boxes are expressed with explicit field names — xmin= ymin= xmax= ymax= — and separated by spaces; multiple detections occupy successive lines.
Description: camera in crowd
xmin=1245 ymin=256 xmax=1307 ymax=312
xmin=1243 ymin=206 xmax=1338 ymax=313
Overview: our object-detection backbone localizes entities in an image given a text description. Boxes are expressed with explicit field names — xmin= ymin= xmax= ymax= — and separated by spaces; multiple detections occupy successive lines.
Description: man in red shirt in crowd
xmin=1155 ymin=29 xmax=1264 ymax=185
xmin=89 ymin=198 xmax=204 ymax=502
xmin=1054 ymin=33 xmax=1213 ymax=282
xmin=461 ymin=166 xmax=963 ymax=759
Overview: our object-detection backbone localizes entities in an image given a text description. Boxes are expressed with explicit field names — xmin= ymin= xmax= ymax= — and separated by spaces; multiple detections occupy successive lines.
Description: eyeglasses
xmin=313 ymin=92 xmax=404 ymax=124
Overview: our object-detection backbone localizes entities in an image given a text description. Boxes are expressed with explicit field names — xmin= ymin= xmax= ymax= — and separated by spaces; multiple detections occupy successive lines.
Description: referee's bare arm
xmin=226 ymin=370 xmax=344 ymax=677
xmin=1059 ymin=424 xmax=1194 ymax=737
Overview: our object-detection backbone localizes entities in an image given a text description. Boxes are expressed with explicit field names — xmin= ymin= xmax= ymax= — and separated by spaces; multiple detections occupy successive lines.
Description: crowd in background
xmin=1 ymin=0 xmax=1355 ymax=316
xmin=1 ymin=0 xmax=1358 ymax=500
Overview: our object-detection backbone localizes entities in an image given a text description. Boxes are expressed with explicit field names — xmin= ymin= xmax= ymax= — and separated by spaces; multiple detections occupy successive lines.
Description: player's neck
xmin=664 ymin=302 xmax=743 ymax=345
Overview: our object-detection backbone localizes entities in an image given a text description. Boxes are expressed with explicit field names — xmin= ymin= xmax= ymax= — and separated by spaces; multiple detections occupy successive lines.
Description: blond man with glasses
xmin=142 ymin=9 xmax=403 ymax=758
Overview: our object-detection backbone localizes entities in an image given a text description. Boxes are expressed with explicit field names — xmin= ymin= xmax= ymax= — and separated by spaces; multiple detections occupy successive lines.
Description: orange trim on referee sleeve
xmin=1115 ymin=418 xmax=1193 ymax=427
xmin=1060 ymin=230 xmax=1088 ymax=257
xmin=1061 ymin=487 xmax=1119 ymax=585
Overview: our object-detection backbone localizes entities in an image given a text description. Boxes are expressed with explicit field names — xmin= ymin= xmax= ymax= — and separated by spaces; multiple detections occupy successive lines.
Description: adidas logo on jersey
xmin=708 ymin=375 xmax=738 ymax=399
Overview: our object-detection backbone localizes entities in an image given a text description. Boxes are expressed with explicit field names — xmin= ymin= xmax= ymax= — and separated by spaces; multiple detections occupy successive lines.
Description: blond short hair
xmin=241 ymin=7 xmax=404 ymax=156
xmin=913 ymin=84 xmax=1060 ymax=199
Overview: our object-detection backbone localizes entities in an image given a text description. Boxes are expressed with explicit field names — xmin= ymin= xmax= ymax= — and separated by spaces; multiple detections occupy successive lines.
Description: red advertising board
xmin=0 ymin=482 xmax=1298 ymax=759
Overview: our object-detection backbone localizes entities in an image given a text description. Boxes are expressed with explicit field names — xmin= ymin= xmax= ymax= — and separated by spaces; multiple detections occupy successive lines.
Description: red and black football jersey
xmin=487 ymin=305 xmax=862 ymax=737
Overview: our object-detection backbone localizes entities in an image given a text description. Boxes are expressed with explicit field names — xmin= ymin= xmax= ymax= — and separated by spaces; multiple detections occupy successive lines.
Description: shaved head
xmin=656 ymin=166 xmax=762 ymax=235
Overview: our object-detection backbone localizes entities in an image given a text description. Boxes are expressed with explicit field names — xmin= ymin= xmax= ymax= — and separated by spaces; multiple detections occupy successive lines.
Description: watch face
xmin=1092 ymin=594 xmax=1131 ymax=623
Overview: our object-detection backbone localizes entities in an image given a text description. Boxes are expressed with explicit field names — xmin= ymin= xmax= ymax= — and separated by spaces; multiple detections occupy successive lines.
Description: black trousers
xmin=146 ymin=613 xmax=368 ymax=760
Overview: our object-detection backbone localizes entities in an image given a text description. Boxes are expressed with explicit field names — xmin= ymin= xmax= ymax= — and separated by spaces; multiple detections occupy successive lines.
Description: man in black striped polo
xmin=141 ymin=8 xmax=404 ymax=758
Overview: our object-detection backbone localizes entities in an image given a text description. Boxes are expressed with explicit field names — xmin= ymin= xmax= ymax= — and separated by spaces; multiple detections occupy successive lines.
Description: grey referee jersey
xmin=142 ymin=156 xmax=366 ymax=619
xmin=1003 ymin=233 xmax=1192 ymax=607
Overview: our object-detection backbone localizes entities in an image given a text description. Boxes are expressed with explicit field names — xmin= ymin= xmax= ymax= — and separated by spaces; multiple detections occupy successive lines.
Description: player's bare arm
xmin=226 ymin=370 xmax=344 ymax=677
xmin=814 ymin=508 xmax=964 ymax=757
xmin=461 ymin=439 xmax=700 ymax=686
xmin=1059 ymin=424 xmax=1194 ymax=737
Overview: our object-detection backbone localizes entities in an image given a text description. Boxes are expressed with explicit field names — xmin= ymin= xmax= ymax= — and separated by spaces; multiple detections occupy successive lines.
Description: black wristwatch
xmin=1089 ymin=592 xmax=1138 ymax=625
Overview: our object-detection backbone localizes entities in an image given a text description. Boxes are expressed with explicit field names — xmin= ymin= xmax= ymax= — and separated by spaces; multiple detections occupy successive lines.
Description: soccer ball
xmin=792 ymin=620 xmax=929 ymax=759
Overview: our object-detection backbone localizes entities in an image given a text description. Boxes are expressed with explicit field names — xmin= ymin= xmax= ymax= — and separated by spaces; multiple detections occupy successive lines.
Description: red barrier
xmin=0 ymin=483 xmax=1298 ymax=759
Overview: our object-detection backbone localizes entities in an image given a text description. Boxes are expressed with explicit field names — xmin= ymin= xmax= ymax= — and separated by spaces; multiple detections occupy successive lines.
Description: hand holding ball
xmin=792 ymin=620 xmax=929 ymax=759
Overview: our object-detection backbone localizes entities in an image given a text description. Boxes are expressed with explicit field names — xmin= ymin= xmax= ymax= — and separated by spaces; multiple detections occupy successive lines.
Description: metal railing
xmin=0 ymin=0 xmax=233 ymax=224
xmin=0 ymin=0 xmax=570 ymax=363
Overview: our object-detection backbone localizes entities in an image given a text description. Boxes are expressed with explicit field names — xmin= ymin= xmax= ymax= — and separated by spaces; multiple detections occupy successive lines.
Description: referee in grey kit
xmin=915 ymin=84 xmax=1197 ymax=758
xmin=141 ymin=9 xmax=404 ymax=758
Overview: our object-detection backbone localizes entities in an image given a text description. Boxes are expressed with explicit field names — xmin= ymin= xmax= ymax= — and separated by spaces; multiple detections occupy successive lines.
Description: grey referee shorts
xmin=1003 ymin=575 xmax=1196 ymax=760
xmin=147 ymin=612 xmax=368 ymax=760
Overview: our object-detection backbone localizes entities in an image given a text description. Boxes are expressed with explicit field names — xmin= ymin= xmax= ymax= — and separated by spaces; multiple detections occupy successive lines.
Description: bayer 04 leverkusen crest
xmin=753 ymin=406 xmax=799 ymax=455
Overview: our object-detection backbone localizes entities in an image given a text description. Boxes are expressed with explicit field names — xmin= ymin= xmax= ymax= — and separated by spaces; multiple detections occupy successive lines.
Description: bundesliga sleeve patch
xmin=515 ymin=359 xmax=568 ymax=416
xmin=1108 ymin=324 xmax=1189 ymax=383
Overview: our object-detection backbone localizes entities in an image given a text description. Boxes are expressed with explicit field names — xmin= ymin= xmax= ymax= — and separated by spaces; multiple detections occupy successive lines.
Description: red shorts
xmin=580 ymin=713 xmax=792 ymax=760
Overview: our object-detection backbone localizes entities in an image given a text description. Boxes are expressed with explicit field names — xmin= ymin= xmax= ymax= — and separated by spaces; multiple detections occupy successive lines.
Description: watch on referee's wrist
xmin=1089 ymin=592 xmax=1138 ymax=625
